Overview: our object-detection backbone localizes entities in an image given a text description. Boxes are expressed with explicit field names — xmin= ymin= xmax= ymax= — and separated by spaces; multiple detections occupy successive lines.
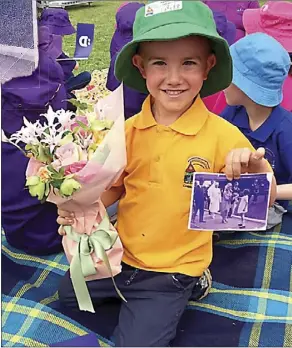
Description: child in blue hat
xmin=221 ymin=33 xmax=292 ymax=225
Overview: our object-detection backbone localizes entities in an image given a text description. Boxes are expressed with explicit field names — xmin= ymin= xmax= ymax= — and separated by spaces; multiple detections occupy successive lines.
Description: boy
xmin=221 ymin=33 xmax=292 ymax=213
xmin=57 ymin=2 xmax=276 ymax=346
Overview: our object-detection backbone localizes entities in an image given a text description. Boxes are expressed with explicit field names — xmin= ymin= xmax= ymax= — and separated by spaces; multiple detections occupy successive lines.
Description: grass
xmin=62 ymin=1 xmax=121 ymax=73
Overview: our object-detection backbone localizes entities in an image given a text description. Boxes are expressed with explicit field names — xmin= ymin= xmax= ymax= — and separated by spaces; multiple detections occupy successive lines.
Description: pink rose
xmin=26 ymin=158 xmax=45 ymax=177
xmin=71 ymin=116 xmax=89 ymax=136
xmin=55 ymin=143 xmax=81 ymax=167
xmin=64 ymin=161 xmax=87 ymax=176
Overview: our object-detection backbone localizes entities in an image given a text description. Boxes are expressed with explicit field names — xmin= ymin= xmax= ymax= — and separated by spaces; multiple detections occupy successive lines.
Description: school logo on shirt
xmin=183 ymin=157 xmax=210 ymax=188
xmin=265 ymin=147 xmax=276 ymax=170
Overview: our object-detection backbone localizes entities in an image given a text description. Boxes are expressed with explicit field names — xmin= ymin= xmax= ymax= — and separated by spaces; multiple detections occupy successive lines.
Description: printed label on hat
xmin=145 ymin=1 xmax=182 ymax=17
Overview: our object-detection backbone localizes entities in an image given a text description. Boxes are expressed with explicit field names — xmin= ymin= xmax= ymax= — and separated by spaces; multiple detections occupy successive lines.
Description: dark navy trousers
xmin=59 ymin=263 xmax=201 ymax=347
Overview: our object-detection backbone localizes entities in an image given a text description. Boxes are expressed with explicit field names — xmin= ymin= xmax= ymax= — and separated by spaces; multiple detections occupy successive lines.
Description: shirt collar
xmin=232 ymin=105 xmax=282 ymax=143
xmin=133 ymin=95 xmax=209 ymax=135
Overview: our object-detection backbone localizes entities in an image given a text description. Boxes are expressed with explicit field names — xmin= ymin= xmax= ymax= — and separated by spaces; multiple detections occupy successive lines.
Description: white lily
xmin=41 ymin=126 xmax=67 ymax=153
xmin=10 ymin=119 xmax=44 ymax=145
xmin=40 ymin=106 xmax=58 ymax=128
xmin=1 ymin=130 xmax=9 ymax=143
xmin=56 ymin=109 xmax=75 ymax=129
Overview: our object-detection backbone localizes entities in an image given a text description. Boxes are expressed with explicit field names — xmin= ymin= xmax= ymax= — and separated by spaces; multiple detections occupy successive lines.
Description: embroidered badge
xmin=145 ymin=1 xmax=182 ymax=17
xmin=183 ymin=157 xmax=210 ymax=188
xmin=264 ymin=147 xmax=276 ymax=170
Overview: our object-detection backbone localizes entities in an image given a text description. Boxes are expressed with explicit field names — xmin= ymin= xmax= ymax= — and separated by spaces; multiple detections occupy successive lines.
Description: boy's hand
xmin=225 ymin=147 xmax=267 ymax=180
xmin=74 ymin=61 xmax=79 ymax=70
xmin=57 ymin=209 xmax=74 ymax=226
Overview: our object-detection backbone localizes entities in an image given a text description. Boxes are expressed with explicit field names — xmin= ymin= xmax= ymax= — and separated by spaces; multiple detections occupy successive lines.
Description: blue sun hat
xmin=230 ymin=32 xmax=290 ymax=106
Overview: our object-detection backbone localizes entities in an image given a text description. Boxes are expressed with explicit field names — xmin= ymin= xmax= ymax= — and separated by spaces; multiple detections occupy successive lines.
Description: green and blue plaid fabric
xmin=2 ymin=207 xmax=292 ymax=347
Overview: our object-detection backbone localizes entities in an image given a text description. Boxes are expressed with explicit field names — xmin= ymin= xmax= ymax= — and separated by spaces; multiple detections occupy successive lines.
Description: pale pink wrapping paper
xmin=26 ymin=84 xmax=126 ymax=281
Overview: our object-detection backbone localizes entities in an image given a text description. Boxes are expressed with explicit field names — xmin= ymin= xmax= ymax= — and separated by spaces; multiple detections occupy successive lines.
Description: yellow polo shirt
xmin=114 ymin=96 xmax=255 ymax=276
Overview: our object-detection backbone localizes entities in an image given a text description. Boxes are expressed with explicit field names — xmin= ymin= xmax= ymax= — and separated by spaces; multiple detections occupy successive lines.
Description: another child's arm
xmin=74 ymin=61 xmax=79 ymax=70
xmin=224 ymin=147 xmax=276 ymax=206
xmin=278 ymin=131 xmax=292 ymax=201
xmin=276 ymin=184 xmax=292 ymax=200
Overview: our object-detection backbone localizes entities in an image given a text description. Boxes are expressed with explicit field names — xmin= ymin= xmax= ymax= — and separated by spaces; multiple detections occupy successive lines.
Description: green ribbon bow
xmin=64 ymin=214 xmax=126 ymax=313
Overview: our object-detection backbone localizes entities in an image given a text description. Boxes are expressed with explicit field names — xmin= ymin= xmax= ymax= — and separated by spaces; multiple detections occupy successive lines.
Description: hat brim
xmin=45 ymin=24 xmax=76 ymax=36
xmin=114 ymin=22 xmax=232 ymax=98
xmin=242 ymin=9 xmax=262 ymax=35
xmin=243 ymin=9 xmax=292 ymax=52
xmin=232 ymin=61 xmax=283 ymax=107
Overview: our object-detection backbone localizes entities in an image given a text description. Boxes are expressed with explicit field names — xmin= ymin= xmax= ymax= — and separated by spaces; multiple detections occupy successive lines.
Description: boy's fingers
xmin=251 ymin=147 xmax=265 ymax=161
xmin=58 ymin=226 xmax=66 ymax=236
xmin=57 ymin=209 xmax=74 ymax=218
xmin=225 ymin=150 xmax=235 ymax=180
xmin=231 ymin=149 xmax=243 ymax=179
xmin=239 ymin=148 xmax=252 ymax=172
xmin=56 ymin=216 xmax=73 ymax=226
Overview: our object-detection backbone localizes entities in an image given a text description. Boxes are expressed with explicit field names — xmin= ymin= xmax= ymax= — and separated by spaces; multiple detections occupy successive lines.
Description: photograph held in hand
xmin=189 ymin=172 xmax=273 ymax=231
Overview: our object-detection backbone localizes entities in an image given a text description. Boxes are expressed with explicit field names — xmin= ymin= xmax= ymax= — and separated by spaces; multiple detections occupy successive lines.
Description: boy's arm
xmin=101 ymin=185 xmax=125 ymax=207
xmin=102 ymin=170 xmax=126 ymax=207
xmin=218 ymin=124 xmax=276 ymax=206
xmin=56 ymin=174 xmax=126 ymax=228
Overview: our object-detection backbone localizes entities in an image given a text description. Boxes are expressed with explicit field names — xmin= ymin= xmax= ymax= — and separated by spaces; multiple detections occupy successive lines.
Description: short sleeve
xmin=278 ymin=129 xmax=292 ymax=182
xmin=112 ymin=171 xmax=126 ymax=187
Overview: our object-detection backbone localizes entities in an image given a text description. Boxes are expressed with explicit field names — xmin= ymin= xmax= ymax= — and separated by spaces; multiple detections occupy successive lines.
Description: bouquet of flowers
xmin=2 ymin=84 xmax=126 ymax=313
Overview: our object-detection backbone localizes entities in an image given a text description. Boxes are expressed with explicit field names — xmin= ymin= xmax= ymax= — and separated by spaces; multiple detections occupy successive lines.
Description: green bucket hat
xmin=114 ymin=0 xmax=232 ymax=98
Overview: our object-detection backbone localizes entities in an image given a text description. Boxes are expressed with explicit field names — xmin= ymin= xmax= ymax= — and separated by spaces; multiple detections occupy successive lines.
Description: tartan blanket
xmin=2 ymin=208 xmax=292 ymax=347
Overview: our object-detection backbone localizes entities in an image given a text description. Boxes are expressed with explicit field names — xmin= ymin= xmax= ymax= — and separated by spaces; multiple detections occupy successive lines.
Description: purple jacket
xmin=106 ymin=2 xmax=147 ymax=119
xmin=203 ymin=1 xmax=260 ymax=40
xmin=58 ymin=52 xmax=76 ymax=81
xmin=1 ymin=49 xmax=66 ymax=255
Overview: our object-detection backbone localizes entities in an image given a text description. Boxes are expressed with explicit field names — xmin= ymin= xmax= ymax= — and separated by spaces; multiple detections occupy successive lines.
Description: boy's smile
xmin=133 ymin=36 xmax=216 ymax=124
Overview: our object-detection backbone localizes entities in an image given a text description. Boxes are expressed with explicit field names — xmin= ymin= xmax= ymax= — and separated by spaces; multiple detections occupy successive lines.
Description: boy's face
xmin=132 ymin=36 xmax=216 ymax=116
xmin=224 ymin=83 xmax=248 ymax=106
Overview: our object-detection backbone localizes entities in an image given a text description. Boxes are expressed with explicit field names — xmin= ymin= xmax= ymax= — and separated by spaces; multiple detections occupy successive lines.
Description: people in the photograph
xmin=221 ymin=183 xmax=233 ymax=223
xmin=193 ymin=180 xmax=206 ymax=224
xmin=237 ymin=189 xmax=250 ymax=228
xmin=229 ymin=181 xmax=240 ymax=217
xmin=207 ymin=181 xmax=222 ymax=219
xmin=251 ymin=179 xmax=260 ymax=204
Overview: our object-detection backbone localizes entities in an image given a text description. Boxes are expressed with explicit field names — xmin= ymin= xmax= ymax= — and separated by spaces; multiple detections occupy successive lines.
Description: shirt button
xmin=155 ymin=156 xmax=160 ymax=162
